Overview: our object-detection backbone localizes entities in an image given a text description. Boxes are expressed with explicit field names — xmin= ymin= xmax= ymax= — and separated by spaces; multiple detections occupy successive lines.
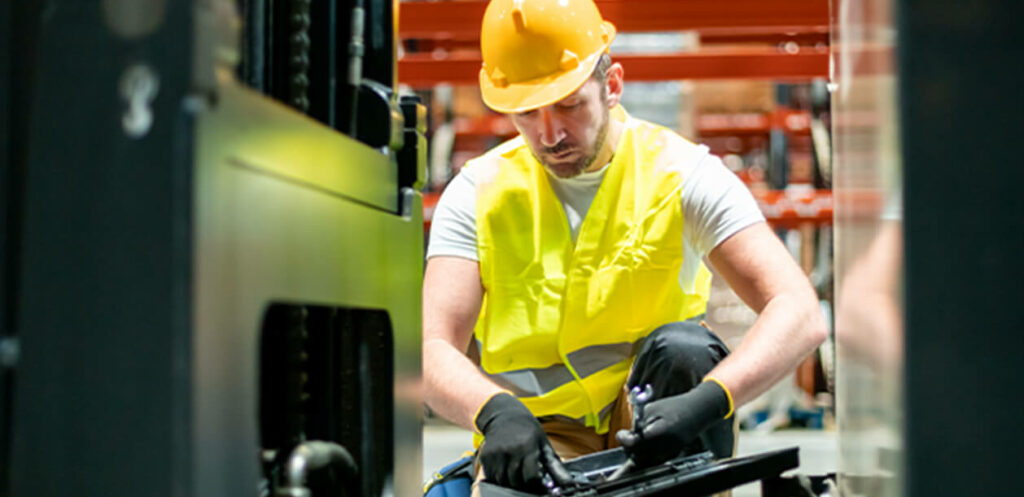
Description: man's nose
xmin=538 ymin=108 xmax=565 ymax=147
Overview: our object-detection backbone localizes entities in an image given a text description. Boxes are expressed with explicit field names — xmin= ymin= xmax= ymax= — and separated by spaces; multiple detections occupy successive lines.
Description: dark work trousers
xmin=627 ymin=320 xmax=735 ymax=459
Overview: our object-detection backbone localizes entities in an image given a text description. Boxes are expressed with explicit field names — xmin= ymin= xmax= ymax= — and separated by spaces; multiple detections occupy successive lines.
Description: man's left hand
xmin=615 ymin=380 xmax=731 ymax=467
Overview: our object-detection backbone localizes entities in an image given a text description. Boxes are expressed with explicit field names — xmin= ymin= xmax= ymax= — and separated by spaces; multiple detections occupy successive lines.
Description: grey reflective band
xmin=478 ymin=337 xmax=646 ymax=398
xmin=537 ymin=398 xmax=617 ymax=426
xmin=567 ymin=341 xmax=640 ymax=378
xmin=594 ymin=399 xmax=616 ymax=424
xmin=488 ymin=363 xmax=576 ymax=397
xmin=475 ymin=315 xmax=706 ymax=403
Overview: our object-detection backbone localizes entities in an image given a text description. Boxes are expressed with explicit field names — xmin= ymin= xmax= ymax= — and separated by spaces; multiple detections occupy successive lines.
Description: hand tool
xmin=604 ymin=384 xmax=653 ymax=482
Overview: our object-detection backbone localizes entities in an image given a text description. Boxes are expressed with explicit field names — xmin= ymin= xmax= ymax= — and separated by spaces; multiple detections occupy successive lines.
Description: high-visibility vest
xmin=469 ymin=111 xmax=712 ymax=434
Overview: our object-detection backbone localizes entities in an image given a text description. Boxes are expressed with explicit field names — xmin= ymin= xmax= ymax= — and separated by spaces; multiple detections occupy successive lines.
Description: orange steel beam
xmin=699 ymin=26 xmax=829 ymax=46
xmin=698 ymin=110 xmax=813 ymax=136
xmin=399 ymin=49 xmax=828 ymax=86
xmin=404 ymin=27 xmax=829 ymax=53
xmin=453 ymin=110 xmax=814 ymax=139
xmin=753 ymin=189 xmax=833 ymax=227
xmin=423 ymin=189 xmax=835 ymax=229
xmin=399 ymin=0 xmax=829 ymax=38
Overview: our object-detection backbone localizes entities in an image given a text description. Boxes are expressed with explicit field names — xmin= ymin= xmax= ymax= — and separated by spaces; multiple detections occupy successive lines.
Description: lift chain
xmin=288 ymin=0 xmax=311 ymax=112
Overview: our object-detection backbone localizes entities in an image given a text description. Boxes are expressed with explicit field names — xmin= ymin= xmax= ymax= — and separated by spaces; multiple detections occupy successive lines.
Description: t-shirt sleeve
xmin=681 ymin=154 xmax=766 ymax=258
xmin=426 ymin=168 xmax=480 ymax=261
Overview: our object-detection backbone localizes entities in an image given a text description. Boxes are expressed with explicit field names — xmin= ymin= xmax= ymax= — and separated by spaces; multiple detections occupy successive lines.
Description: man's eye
xmin=559 ymin=101 xmax=582 ymax=109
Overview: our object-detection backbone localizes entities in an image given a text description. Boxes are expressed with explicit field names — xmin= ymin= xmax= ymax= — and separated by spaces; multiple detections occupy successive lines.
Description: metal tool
xmin=604 ymin=384 xmax=654 ymax=482
xmin=628 ymin=384 xmax=654 ymax=434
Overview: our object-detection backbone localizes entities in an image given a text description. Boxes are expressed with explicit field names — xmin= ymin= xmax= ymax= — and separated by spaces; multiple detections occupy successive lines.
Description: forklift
xmin=2 ymin=0 xmax=424 ymax=495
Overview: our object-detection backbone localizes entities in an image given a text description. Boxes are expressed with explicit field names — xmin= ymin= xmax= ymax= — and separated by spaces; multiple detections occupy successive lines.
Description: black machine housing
xmin=1 ymin=0 xmax=424 ymax=496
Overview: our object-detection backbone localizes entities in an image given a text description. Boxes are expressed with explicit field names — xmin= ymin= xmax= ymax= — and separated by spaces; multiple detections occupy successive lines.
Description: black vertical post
xmin=769 ymin=84 xmax=791 ymax=190
xmin=238 ymin=0 xmax=268 ymax=91
xmin=361 ymin=0 xmax=395 ymax=89
xmin=900 ymin=0 xmax=1024 ymax=495
xmin=0 ymin=2 xmax=10 ymax=492
xmin=7 ymin=2 xmax=195 ymax=495
xmin=0 ymin=1 xmax=40 ymax=491
xmin=308 ymin=0 xmax=338 ymax=127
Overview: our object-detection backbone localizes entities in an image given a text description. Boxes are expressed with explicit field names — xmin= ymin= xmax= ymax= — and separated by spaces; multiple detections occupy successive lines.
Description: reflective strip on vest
xmin=479 ymin=338 xmax=646 ymax=397
xmin=537 ymin=401 xmax=618 ymax=426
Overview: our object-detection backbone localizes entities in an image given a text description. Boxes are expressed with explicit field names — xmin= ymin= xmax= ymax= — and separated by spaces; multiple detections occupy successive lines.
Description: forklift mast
xmin=1 ymin=1 xmax=425 ymax=496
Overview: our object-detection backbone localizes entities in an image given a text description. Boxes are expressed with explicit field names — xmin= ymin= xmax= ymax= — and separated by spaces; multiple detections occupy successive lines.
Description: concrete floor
xmin=423 ymin=424 xmax=836 ymax=496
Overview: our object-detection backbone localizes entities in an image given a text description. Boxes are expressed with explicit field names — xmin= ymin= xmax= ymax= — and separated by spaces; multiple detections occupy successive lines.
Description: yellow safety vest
xmin=469 ymin=111 xmax=712 ymax=434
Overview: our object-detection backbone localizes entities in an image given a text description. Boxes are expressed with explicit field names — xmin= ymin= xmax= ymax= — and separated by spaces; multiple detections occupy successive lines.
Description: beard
xmin=536 ymin=106 xmax=611 ymax=179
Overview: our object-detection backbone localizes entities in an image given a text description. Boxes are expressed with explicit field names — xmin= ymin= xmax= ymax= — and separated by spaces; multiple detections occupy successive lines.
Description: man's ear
xmin=605 ymin=62 xmax=625 ymax=108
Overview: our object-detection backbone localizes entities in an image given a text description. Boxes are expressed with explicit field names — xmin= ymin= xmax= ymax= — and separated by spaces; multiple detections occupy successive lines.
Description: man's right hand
xmin=475 ymin=393 xmax=570 ymax=491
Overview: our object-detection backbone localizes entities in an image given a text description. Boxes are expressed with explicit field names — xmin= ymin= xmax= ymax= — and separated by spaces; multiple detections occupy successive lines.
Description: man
xmin=422 ymin=0 xmax=828 ymax=493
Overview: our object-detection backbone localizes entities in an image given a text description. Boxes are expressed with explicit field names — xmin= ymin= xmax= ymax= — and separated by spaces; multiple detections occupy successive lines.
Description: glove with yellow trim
xmin=475 ymin=393 xmax=571 ymax=491
xmin=615 ymin=380 xmax=732 ymax=467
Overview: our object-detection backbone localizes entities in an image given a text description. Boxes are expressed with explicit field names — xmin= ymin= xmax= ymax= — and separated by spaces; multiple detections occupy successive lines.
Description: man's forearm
xmin=421 ymin=256 xmax=499 ymax=430
xmin=424 ymin=338 xmax=507 ymax=430
xmin=704 ymin=290 xmax=826 ymax=406
xmin=705 ymin=222 xmax=828 ymax=408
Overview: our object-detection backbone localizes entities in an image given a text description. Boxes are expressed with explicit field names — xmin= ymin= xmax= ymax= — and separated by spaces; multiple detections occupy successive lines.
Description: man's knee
xmin=628 ymin=321 xmax=729 ymax=394
xmin=646 ymin=321 xmax=729 ymax=370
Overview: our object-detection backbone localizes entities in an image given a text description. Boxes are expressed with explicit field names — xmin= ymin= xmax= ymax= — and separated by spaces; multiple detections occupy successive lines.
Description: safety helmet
xmin=478 ymin=0 xmax=617 ymax=113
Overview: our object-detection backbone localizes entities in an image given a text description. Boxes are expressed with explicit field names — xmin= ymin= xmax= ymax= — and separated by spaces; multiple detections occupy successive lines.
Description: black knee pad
xmin=627 ymin=321 xmax=730 ymax=399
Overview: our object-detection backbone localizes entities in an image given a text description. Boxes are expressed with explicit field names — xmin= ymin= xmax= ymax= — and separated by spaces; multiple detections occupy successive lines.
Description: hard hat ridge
xmin=511 ymin=4 xmax=527 ymax=32
xmin=478 ymin=0 xmax=617 ymax=113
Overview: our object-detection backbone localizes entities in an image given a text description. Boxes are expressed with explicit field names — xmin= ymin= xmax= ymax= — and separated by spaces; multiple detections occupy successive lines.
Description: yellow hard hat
xmin=479 ymin=0 xmax=616 ymax=113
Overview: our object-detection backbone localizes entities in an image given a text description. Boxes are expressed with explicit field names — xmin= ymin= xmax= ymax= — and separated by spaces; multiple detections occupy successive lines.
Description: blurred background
xmin=2 ymin=0 xmax=1021 ymax=495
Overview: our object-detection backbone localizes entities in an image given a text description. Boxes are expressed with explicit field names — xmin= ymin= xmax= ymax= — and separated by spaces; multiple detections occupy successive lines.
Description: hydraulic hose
xmin=346 ymin=0 xmax=365 ymax=133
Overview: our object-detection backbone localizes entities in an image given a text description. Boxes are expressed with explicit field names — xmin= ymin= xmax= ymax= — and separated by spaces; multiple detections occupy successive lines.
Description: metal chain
xmin=288 ymin=0 xmax=311 ymax=112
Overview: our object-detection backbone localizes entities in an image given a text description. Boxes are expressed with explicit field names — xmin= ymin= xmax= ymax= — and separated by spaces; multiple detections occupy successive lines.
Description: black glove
xmin=615 ymin=380 xmax=731 ymax=467
xmin=475 ymin=393 xmax=571 ymax=491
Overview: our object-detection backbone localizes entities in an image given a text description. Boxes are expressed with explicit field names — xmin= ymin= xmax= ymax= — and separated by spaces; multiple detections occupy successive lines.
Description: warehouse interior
xmin=1 ymin=0 xmax=1022 ymax=496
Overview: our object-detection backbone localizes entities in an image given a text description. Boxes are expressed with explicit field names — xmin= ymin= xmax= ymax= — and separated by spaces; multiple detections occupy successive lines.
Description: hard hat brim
xmin=480 ymin=21 xmax=616 ymax=114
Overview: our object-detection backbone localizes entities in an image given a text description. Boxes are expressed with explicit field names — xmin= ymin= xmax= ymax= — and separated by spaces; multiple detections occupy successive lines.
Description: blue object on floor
xmin=788 ymin=406 xmax=825 ymax=429
xmin=424 ymin=454 xmax=475 ymax=497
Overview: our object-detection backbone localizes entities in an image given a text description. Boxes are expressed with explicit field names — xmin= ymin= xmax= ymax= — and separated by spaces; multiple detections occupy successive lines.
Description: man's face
xmin=509 ymin=78 xmax=610 ymax=179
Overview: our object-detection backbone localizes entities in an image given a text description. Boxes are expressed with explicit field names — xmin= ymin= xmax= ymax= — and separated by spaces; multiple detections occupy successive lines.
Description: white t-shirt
xmin=427 ymin=143 xmax=764 ymax=294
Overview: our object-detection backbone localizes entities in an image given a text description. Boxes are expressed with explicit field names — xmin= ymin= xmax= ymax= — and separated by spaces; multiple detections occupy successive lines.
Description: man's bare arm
xmin=706 ymin=222 xmax=828 ymax=406
xmin=423 ymin=256 xmax=505 ymax=430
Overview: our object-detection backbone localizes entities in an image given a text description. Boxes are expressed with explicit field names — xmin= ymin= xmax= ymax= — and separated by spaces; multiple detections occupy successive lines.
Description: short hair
xmin=591 ymin=52 xmax=612 ymax=85
xmin=590 ymin=53 xmax=612 ymax=100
